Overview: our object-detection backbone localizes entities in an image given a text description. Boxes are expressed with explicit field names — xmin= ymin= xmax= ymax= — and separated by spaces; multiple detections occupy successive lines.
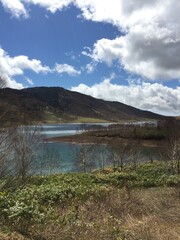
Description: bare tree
xmin=9 ymin=126 xmax=42 ymax=180
xmin=166 ymin=135 xmax=180 ymax=174
xmin=109 ymin=150 xmax=119 ymax=172
xmin=0 ymin=76 xmax=9 ymax=123
xmin=73 ymin=143 xmax=95 ymax=173
xmin=39 ymin=146 xmax=61 ymax=175
xmin=164 ymin=119 xmax=180 ymax=174
xmin=110 ymin=139 xmax=131 ymax=171
xmin=0 ymin=75 xmax=7 ymax=88
xmin=93 ymin=144 xmax=111 ymax=172
xmin=0 ymin=129 xmax=12 ymax=179
xmin=0 ymin=77 xmax=11 ymax=186
xmin=129 ymin=141 xmax=142 ymax=169
xmin=0 ymin=75 xmax=12 ymax=178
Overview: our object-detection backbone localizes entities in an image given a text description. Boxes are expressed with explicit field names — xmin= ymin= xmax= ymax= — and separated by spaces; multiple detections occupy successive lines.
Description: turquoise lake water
xmin=29 ymin=123 xmax=162 ymax=174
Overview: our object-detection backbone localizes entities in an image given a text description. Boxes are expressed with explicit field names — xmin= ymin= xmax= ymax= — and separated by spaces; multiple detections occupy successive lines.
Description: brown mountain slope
xmin=0 ymin=87 xmax=165 ymax=126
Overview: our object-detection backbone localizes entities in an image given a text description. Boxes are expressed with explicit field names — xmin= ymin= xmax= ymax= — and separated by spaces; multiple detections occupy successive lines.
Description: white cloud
xmin=25 ymin=77 xmax=34 ymax=85
xmin=0 ymin=0 xmax=28 ymax=18
xmin=0 ymin=74 xmax=24 ymax=89
xmin=65 ymin=51 xmax=76 ymax=60
xmin=0 ymin=0 xmax=73 ymax=17
xmin=75 ymin=0 xmax=121 ymax=26
xmin=2 ymin=0 xmax=180 ymax=81
xmin=0 ymin=0 xmax=121 ymax=20
xmin=24 ymin=0 xmax=73 ymax=13
xmin=83 ymin=37 xmax=123 ymax=66
xmin=0 ymin=47 xmax=50 ymax=88
xmin=0 ymin=48 xmax=50 ymax=76
xmin=85 ymin=61 xmax=97 ymax=74
xmin=80 ymin=0 xmax=180 ymax=80
xmin=71 ymin=78 xmax=180 ymax=116
xmin=0 ymin=47 xmax=81 ymax=88
xmin=54 ymin=63 xmax=81 ymax=76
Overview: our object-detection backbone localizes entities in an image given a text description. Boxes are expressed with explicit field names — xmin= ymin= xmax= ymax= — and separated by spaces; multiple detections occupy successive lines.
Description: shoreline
xmin=44 ymin=133 xmax=165 ymax=147
xmin=44 ymin=134 xmax=107 ymax=144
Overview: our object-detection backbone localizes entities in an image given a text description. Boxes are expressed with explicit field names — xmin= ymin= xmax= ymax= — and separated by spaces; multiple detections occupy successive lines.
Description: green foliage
xmin=0 ymin=161 xmax=179 ymax=235
xmin=93 ymin=172 xmax=137 ymax=187
xmin=133 ymin=127 xmax=166 ymax=140
xmin=130 ymin=162 xmax=180 ymax=187
xmin=87 ymin=124 xmax=166 ymax=140
xmin=166 ymin=174 xmax=180 ymax=186
xmin=0 ymin=190 xmax=46 ymax=232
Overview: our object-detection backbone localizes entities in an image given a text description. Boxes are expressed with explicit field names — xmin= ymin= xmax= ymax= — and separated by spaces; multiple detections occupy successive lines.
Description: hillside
xmin=0 ymin=87 xmax=164 ymax=126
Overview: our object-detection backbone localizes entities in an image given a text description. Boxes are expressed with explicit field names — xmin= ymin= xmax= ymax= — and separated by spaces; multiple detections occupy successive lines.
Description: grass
xmin=43 ymin=110 xmax=63 ymax=123
xmin=70 ymin=116 xmax=109 ymax=123
xmin=0 ymin=161 xmax=180 ymax=240
xmin=42 ymin=111 xmax=109 ymax=124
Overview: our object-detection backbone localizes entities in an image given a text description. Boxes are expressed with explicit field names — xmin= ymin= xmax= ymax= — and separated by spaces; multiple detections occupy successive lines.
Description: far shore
xmin=44 ymin=133 xmax=106 ymax=144
xmin=44 ymin=133 xmax=165 ymax=147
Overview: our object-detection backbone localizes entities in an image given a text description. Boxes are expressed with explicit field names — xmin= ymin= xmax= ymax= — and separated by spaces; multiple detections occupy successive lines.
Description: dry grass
xmin=40 ymin=187 xmax=180 ymax=240
xmin=1 ymin=187 xmax=180 ymax=240
xmin=0 ymin=232 xmax=27 ymax=240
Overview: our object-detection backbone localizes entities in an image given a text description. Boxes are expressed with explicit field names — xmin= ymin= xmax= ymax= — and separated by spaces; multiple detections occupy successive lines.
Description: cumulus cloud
xmin=54 ymin=63 xmax=81 ymax=76
xmin=0 ymin=48 xmax=50 ymax=76
xmin=0 ymin=0 xmax=28 ymax=18
xmin=0 ymin=0 xmax=122 ymax=23
xmin=0 ymin=47 xmax=82 ymax=88
xmin=2 ymin=0 xmax=180 ymax=80
xmin=80 ymin=0 xmax=180 ymax=80
xmin=75 ymin=0 xmax=121 ymax=26
xmin=25 ymin=0 xmax=73 ymax=13
xmin=71 ymin=78 xmax=180 ymax=116
xmin=22 ymin=0 xmax=179 ymax=81
xmin=0 ymin=0 xmax=73 ymax=17
xmin=0 ymin=47 xmax=50 ymax=88
xmin=0 ymin=74 xmax=24 ymax=89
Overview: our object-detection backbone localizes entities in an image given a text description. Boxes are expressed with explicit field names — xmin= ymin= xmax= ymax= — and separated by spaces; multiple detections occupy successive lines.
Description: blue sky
xmin=0 ymin=0 xmax=180 ymax=116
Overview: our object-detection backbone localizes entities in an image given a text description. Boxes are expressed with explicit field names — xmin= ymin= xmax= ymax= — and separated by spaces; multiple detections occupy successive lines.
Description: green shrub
xmin=166 ymin=175 xmax=180 ymax=186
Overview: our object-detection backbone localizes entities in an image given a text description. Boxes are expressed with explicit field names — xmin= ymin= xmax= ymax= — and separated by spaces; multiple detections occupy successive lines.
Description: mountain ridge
xmin=0 ymin=86 xmax=165 ymax=126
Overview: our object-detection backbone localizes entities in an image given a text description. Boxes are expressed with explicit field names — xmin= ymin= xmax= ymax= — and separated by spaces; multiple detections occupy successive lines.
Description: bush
xmin=166 ymin=175 xmax=180 ymax=186
xmin=0 ymin=189 xmax=46 ymax=232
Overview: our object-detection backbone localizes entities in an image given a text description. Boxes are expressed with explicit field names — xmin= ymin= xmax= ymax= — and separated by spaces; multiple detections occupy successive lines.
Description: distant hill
xmin=0 ymin=87 xmax=165 ymax=126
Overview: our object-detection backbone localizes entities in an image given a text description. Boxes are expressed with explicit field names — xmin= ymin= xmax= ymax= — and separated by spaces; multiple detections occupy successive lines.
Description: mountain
xmin=0 ymin=87 xmax=164 ymax=126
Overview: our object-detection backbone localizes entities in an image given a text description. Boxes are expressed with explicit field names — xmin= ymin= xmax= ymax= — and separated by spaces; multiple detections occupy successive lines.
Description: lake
xmin=30 ymin=123 xmax=163 ymax=174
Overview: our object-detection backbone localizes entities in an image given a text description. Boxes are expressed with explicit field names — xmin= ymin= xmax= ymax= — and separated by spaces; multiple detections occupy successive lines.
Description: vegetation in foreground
xmin=0 ymin=161 xmax=180 ymax=240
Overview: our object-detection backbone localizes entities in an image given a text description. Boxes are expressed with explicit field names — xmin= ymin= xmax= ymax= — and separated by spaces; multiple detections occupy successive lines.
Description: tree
xmin=9 ymin=126 xmax=42 ymax=180
xmin=168 ymin=139 xmax=180 ymax=174
xmin=0 ymin=75 xmax=12 ymax=181
xmin=0 ymin=75 xmax=7 ymax=88
xmin=129 ymin=141 xmax=142 ymax=169
xmin=164 ymin=119 xmax=180 ymax=174
xmin=73 ymin=143 xmax=95 ymax=173
xmin=39 ymin=146 xmax=61 ymax=175
xmin=0 ymin=129 xmax=12 ymax=180
xmin=0 ymin=77 xmax=11 ymax=187
xmin=93 ymin=144 xmax=111 ymax=172
xmin=0 ymin=76 xmax=9 ymax=123
xmin=110 ymin=139 xmax=131 ymax=171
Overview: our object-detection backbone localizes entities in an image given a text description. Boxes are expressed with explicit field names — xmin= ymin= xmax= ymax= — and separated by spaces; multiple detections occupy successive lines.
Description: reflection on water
xmin=40 ymin=123 xmax=112 ymax=138
xmin=30 ymin=123 xmax=163 ymax=175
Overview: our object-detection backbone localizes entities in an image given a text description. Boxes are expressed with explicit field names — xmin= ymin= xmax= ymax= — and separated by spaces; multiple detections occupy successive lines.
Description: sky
xmin=0 ymin=0 xmax=180 ymax=116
